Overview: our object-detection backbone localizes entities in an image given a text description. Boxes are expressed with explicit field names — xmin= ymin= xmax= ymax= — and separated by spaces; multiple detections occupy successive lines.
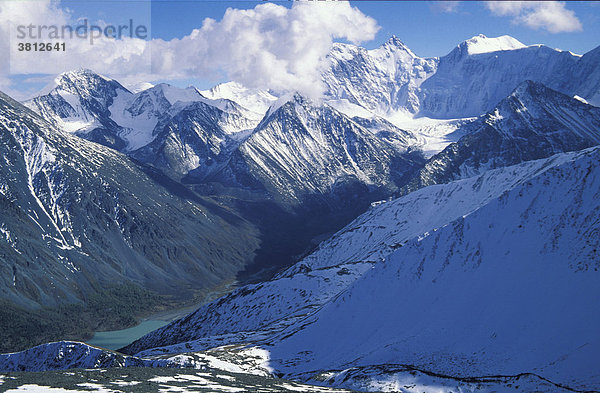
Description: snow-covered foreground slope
xmin=264 ymin=146 xmax=600 ymax=390
xmin=0 ymin=342 xmax=168 ymax=372
xmin=0 ymin=357 xmax=578 ymax=393
xmin=302 ymin=365 xmax=579 ymax=393
xmin=0 ymin=89 xmax=262 ymax=353
xmin=124 ymin=145 xmax=598 ymax=363
xmin=122 ymin=149 xmax=563 ymax=355
xmin=122 ymin=146 xmax=600 ymax=392
xmin=0 ymin=360 xmax=356 ymax=393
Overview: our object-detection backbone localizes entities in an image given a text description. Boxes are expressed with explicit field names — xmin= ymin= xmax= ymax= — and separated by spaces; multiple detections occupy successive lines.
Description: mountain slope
xmin=264 ymin=146 xmax=600 ymax=392
xmin=322 ymin=35 xmax=598 ymax=120
xmin=130 ymin=98 xmax=258 ymax=180
xmin=322 ymin=37 xmax=438 ymax=116
xmin=26 ymin=70 xmax=429 ymax=290
xmin=211 ymin=94 xmax=425 ymax=205
xmin=25 ymin=71 xmax=263 ymax=157
xmin=121 ymin=144 xmax=586 ymax=357
xmin=417 ymin=37 xmax=580 ymax=118
xmin=0 ymin=343 xmax=581 ymax=393
xmin=123 ymin=146 xmax=600 ymax=392
xmin=0 ymin=90 xmax=259 ymax=351
xmin=404 ymin=80 xmax=600 ymax=193
xmin=25 ymin=69 xmax=131 ymax=149
xmin=0 ymin=342 xmax=169 ymax=372
xmin=565 ymin=45 xmax=600 ymax=107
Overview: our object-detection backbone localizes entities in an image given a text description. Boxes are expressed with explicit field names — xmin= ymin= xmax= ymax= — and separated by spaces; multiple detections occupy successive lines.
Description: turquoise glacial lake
xmin=86 ymin=319 xmax=169 ymax=350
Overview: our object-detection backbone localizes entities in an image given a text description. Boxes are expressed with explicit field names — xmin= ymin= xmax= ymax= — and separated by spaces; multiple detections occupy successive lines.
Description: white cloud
xmin=0 ymin=1 xmax=379 ymax=99
xmin=486 ymin=1 xmax=582 ymax=33
xmin=0 ymin=0 xmax=69 ymax=29
xmin=151 ymin=1 xmax=380 ymax=97
xmin=0 ymin=0 xmax=68 ymax=76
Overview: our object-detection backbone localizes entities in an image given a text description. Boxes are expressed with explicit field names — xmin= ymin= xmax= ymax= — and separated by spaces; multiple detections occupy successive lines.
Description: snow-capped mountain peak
xmin=55 ymin=68 xmax=106 ymax=83
xmin=215 ymin=90 xmax=424 ymax=204
xmin=261 ymin=91 xmax=303 ymax=121
xmin=151 ymin=83 xmax=204 ymax=105
xmin=375 ymin=35 xmax=417 ymax=57
xmin=200 ymin=81 xmax=278 ymax=114
xmin=52 ymin=68 xmax=128 ymax=95
xmin=367 ymin=35 xmax=425 ymax=72
xmin=25 ymin=72 xmax=267 ymax=155
xmin=328 ymin=41 xmax=362 ymax=61
xmin=23 ymin=69 xmax=130 ymax=146
xmin=459 ymin=34 xmax=527 ymax=55
xmin=323 ymin=37 xmax=438 ymax=116
xmin=505 ymin=79 xmax=564 ymax=104
xmin=126 ymin=81 xmax=155 ymax=94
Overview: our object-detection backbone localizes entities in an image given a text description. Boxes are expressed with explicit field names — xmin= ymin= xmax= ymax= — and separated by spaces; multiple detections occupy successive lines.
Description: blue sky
xmin=0 ymin=0 xmax=598 ymax=97
xmin=148 ymin=1 xmax=600 ymax=57
xmin=152 ymin=0 xmax=600 ymax=90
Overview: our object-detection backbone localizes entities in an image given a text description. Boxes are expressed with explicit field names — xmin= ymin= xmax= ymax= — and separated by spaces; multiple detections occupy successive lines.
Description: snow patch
xmin=200 ymin=81 xmax=277 ymax=114
xmin=326 ymin=99 xmax=376 ymax=119
xmin=462 ymin=34 xmax=526 ymax=55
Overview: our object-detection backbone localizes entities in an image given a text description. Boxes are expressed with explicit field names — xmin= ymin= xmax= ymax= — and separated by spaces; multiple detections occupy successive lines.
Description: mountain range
xmin=324 ymin=34 xmax=599 ymax=118
xmin=120 ymin=145 xmax=600 ymax=392
xmin=25 ymin=70 xmax=424 ymax=203
xmin=1 ymin=34 xmax=599 ymax=393
xmin=0 ymin=90 xmax=259 ymax=351
xmin=402 ymin=79 xmax=600 ymax=193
